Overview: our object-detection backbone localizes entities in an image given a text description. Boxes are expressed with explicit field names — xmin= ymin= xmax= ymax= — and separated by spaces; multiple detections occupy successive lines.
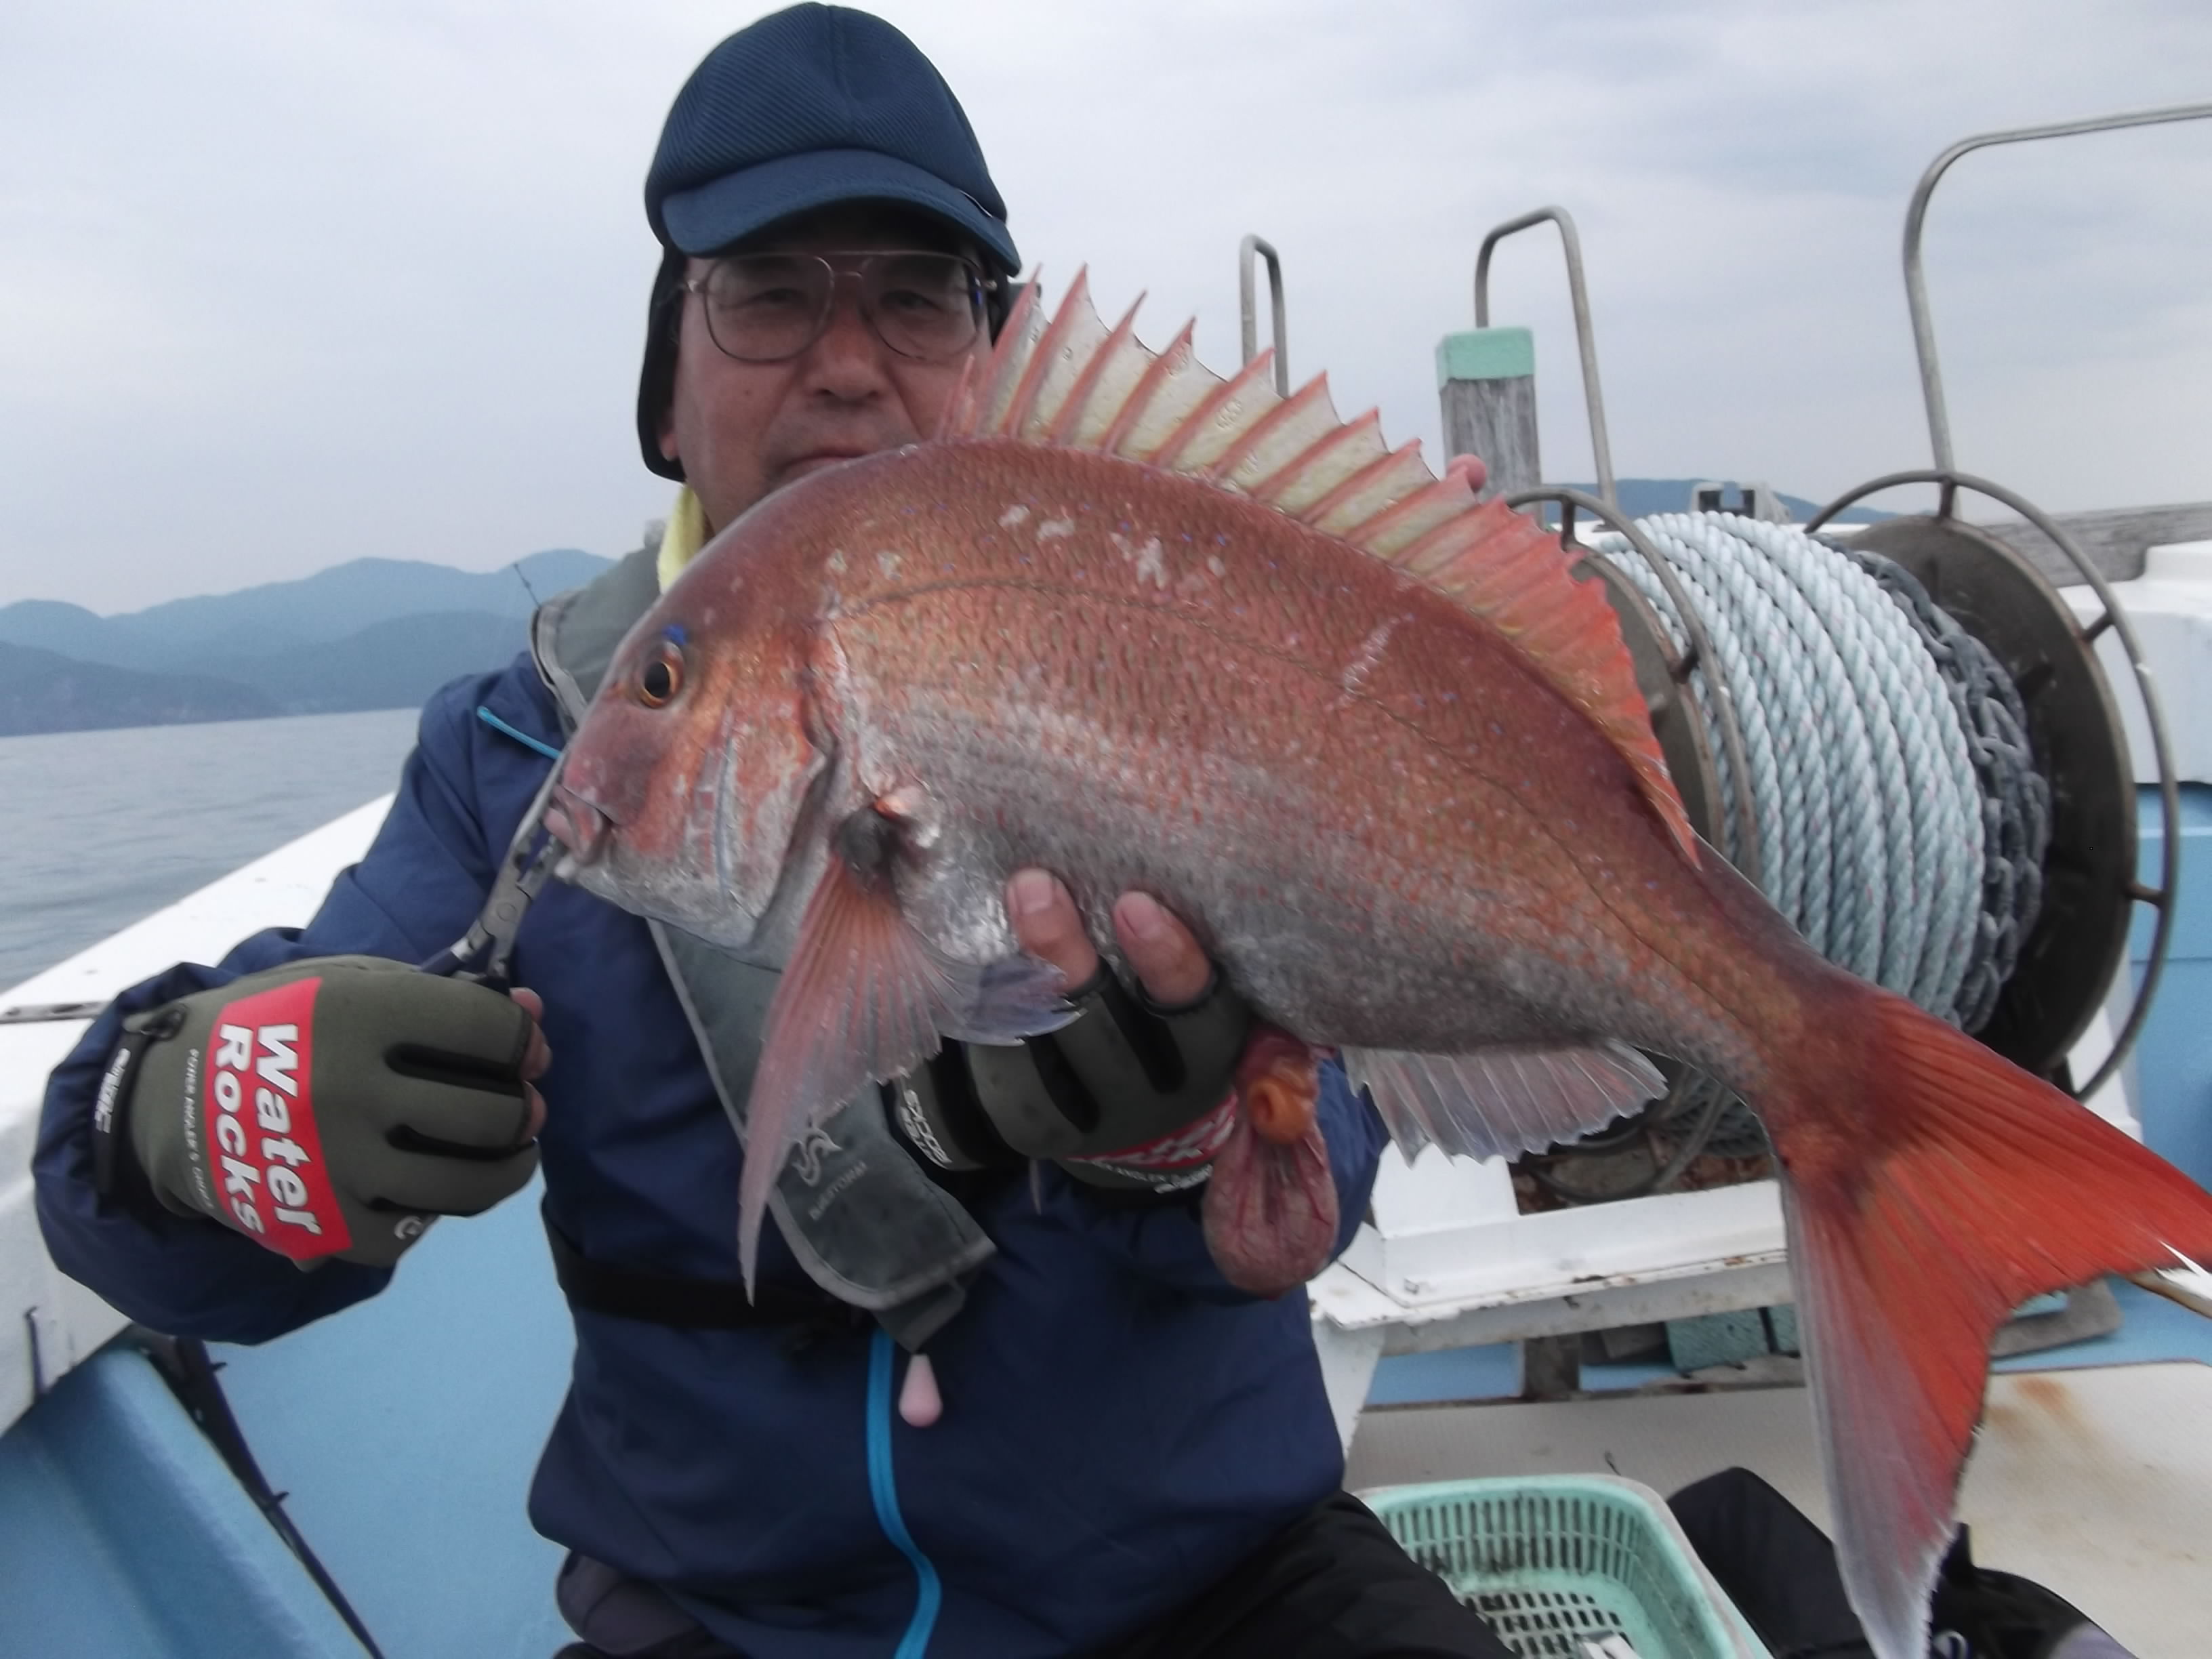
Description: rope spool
xmin=1520 ymin=508 xmax=2057 ymax=1204
xmin=1589 ymin=513 xmax=2048 ymax=1029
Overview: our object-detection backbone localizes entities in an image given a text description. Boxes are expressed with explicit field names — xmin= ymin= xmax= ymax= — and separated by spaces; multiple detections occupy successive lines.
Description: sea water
xmin=0 ymin=709 xmax=419 ymax=988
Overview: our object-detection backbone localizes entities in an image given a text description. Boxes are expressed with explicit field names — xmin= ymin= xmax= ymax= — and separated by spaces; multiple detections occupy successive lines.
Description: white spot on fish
xmin=1339 ymin=615 xmax=1404 ymax=701
xmin=999 ymin=504 xmax=1030 ymax=528
xmin=877 ymin=550 xmax=902 ymax=577
xmin=1109 ymin=532 xmax=1168 ymax=588
xmin=1037 ymin=516 xmax=1076 ymax=540
xmin=826 ymin=550 xmax=848 ymax=574
xmin=1207 ymin=555 xmax=1227 ymax=577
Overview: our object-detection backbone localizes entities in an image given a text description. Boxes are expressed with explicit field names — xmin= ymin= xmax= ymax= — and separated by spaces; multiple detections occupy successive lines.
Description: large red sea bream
xmin=548 ymin=272 xmax=2212 ymax=1659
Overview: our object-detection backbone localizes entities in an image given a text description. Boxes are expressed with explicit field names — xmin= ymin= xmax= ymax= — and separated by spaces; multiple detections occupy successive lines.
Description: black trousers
xmin=556 ymin=1491 xmax=1512 ymax=1658
xmin=1666 ymin=1469 xmax=1872 ymax=1659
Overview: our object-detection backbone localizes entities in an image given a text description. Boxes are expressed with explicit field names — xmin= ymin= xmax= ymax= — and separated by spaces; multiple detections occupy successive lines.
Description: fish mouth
xmin=546 ymin=786 xmax=613 ymax=867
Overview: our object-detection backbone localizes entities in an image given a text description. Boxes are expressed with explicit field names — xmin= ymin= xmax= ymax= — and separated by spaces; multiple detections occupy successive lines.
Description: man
xmin=37 ymin=8 xmax=1511 ymax=1655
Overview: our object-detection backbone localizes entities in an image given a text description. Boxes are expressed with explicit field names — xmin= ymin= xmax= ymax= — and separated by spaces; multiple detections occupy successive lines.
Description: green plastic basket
xmin=1362 ymin=1475 xmax=1769 ymax=1659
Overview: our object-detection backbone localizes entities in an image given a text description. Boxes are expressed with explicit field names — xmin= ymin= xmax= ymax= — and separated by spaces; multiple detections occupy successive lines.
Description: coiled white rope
xmin=1591 ymin=513 xmax=1987 ymax=1019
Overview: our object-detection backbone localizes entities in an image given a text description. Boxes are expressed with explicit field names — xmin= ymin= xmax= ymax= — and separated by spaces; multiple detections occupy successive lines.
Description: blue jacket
xmin=35 ymin=644 xmax=1388 ymax=1656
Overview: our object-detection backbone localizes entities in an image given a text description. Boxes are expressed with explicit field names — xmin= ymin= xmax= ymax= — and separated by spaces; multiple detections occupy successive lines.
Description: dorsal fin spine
xmin=1000 ymin=268 xmax=1090 ymax=438
xmin=1254 ymin=409 xmax=1384 ymax=508
xmin=973 ymin=277 xmax=1046 ymax=436
xmin=1204 ymin=373 xmax=1331 ymax=483
xmin=1102 ymin=320 xmax=1195 ymax=459
xmin=1048 ymin=292 xmax=1145 ymax=445
xmin=939 ymin=352 xmax=983 ymax=441
xmin=1298 ymin=439 xmax=1426 ymax=529
xmin=1344 ymin=474 xmax=1476 ymax=556
xmin=1152 ymin=350 xmax=1277 ymax=474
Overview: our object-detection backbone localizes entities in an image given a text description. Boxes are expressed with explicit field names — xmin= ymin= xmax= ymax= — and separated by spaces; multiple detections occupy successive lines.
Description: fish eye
xmin=636 ymin=642 xmax=684 ymax=708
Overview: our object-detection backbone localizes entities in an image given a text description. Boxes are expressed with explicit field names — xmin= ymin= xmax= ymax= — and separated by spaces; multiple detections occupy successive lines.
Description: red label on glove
xmin=203 ymin=977 xmax=351 ymax=1259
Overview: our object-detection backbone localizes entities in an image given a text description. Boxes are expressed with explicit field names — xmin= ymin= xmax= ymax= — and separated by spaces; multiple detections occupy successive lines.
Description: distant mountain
xmin=0 ymin=640 xmax=279 ymax=737
xmin=0 ymin=548 xmax=609 ymax=674
xmin=221 ymin=611 xmax=532 ymax=715
xmin=0 ymin=549 xmax=612 ymax=736
xmin=1558 ymin=479 xmax=1895 ymax=525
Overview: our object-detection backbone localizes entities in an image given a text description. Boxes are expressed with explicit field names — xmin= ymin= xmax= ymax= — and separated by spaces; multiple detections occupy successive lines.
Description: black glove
xmin=888 ymin=966 xmax=1250 ymax=1194
xmin=98 ymin=956 xmax=541 ymax=1268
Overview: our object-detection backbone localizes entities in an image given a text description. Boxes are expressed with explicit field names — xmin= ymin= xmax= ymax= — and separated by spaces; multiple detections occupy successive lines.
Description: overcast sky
xmin=4 ymin=0 xmax=2208 ymax=612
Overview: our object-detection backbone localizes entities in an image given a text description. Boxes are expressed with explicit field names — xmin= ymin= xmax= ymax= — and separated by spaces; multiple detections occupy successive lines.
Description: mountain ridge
xmin=0 ymin=549 xmax=613 ymax=735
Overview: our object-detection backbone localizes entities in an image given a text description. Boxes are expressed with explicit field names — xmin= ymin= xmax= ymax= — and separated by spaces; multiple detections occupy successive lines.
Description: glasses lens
xmin=701 ymin=255 xmax=832 ymax=362
xmin=861 ymin=253 xmax=982 ymax=361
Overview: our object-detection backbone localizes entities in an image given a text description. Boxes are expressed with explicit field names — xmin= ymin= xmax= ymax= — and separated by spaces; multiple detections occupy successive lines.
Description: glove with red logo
xmin=98 ymin=956 xmax=544 ymax=1268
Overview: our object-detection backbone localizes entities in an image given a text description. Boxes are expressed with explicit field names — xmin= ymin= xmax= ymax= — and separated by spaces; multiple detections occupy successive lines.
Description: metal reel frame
xmin=1808 ymin=469 xmax=2181 ymax=1102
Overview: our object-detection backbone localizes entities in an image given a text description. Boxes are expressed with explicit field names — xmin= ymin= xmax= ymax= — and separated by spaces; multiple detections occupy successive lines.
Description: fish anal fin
xmin=1769 ymin=985 xmax=2212 ymax=1659
xmin=737 ymin=830 xmax=1068 ymax=1292
xmin=1343 ymin=1040 xmax=1662 ymax=1163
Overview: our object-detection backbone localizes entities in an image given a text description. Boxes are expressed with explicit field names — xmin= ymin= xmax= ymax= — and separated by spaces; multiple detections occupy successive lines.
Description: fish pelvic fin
xmin=1764 ymin=984 xmax=2212 ymax=1659
xmin=737 ymin=821 xmax=1071 ymax=1295
xmin=944 ymin=273 xmax=1700 ymax=867
xmin=1343 ymin=1040 xmax=1662 ymax=1162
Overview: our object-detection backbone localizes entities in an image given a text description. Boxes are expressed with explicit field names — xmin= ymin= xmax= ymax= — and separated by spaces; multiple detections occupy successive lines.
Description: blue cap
xmin=644 ymin=5 xmax=1018 ymax=273
xmin=636 ymin=6 xmax=1017 ymax=479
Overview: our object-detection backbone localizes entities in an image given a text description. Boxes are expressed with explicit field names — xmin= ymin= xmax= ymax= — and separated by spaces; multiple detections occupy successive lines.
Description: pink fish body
xmin=551 ymin=275 xmax=2212 ymax=1659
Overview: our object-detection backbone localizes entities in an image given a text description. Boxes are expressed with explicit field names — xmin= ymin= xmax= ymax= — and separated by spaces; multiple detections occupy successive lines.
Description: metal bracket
xmin=1237 ymin=234 xmax=1288 ymax=395
xmin=1904 ymin=102 xmax=2212 ymax=470
xmin=1476 ymin=207 xmax=1617 ymax=509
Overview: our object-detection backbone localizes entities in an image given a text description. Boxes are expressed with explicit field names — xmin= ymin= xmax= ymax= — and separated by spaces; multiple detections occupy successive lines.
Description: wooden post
xmin=1437 ymin=327 xmax=1538 ymax=502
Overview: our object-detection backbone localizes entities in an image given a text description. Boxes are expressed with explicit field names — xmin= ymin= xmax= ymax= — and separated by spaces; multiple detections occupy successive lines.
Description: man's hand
xmin=1004 ymin=869 xmax=1212 ymax=1007
xmin=110 ymin=956 xmax=548 ymax=1268
xmin=884 ymin=872 xmax=1250 ymax=1193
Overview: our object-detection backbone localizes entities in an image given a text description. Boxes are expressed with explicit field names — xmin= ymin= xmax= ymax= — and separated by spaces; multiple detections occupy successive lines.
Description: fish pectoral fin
xmin=736 ymin=846 xmax=1070 ymax=1293
xmin=1342 ymin=1040 xmax=1662 ymax=1162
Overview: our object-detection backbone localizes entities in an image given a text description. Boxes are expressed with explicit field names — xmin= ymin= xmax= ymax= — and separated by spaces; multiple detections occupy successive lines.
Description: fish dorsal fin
xmin=947 ymin=276 xmax=1698 ymax=866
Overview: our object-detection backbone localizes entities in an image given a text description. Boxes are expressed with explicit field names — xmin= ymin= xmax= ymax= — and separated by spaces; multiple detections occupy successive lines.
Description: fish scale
xmin=548 ymin=274 xmax=2212 ymax=1659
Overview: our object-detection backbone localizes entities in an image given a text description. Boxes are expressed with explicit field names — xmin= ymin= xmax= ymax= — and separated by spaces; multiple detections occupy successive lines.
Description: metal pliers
xmin=417 ymin=766 xmax=567 ymax=991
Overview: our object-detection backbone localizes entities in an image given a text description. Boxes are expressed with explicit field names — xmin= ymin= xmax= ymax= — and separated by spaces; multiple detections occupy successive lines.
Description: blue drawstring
xmin=475 ymin=705 xmax=562 ymax=762
xmin=867 ymin=1329 xmax=943 ymax=1658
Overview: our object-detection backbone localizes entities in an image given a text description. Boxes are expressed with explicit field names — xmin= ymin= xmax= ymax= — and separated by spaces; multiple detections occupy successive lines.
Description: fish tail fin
xmin=1765 ymin=983 xmax=2212 ymax=1659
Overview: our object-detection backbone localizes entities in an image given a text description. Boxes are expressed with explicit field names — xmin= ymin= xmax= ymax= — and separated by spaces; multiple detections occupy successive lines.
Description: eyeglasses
xmin=680 ymin=250 xmax=998 ymax=365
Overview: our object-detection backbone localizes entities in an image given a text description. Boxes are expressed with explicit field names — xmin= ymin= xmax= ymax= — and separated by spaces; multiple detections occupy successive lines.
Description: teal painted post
xmin=1437 ymin=327 xmax=1538 ymax=502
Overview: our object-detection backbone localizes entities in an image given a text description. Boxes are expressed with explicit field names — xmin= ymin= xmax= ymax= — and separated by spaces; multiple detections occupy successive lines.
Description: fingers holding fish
xmin=1111 ymin=891 xmax=1213 ymax=1008
xmin=1002 ymin=867 xmax=1212 ymax=1009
